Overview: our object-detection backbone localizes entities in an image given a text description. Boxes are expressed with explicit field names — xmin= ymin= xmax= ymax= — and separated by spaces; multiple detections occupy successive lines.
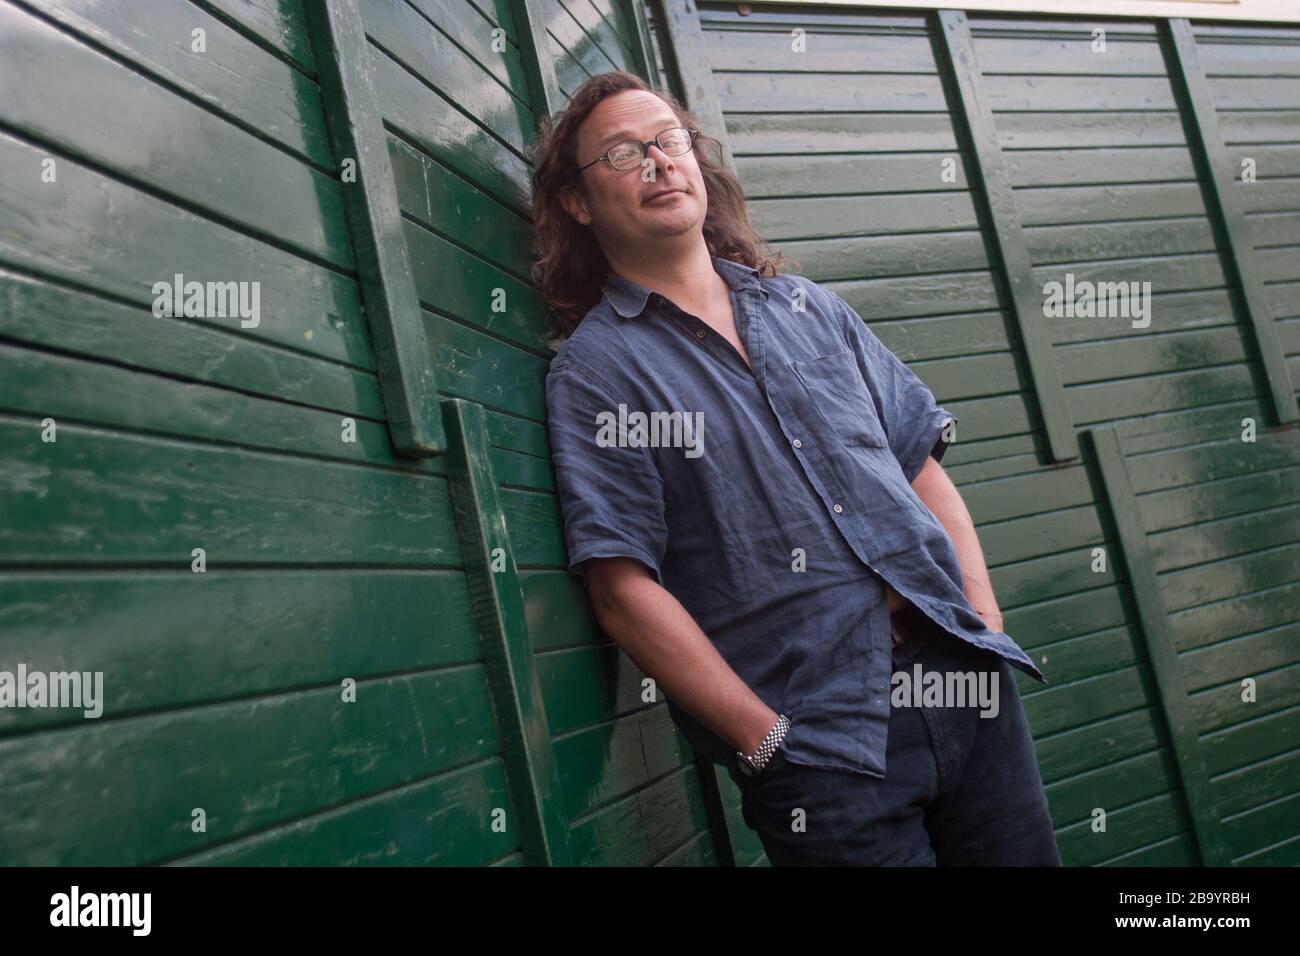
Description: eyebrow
xmin=596 ymin=121 xmax=681 ymax=150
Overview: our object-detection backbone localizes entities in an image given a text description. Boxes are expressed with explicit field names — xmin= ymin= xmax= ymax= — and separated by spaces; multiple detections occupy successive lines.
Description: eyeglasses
xmin=576 ymin=127 xmax=700 ymax=175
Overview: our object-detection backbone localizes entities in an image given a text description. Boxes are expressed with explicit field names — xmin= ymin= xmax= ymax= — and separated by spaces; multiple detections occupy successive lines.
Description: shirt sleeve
xmin=828 ymin=291 xmax=959 ymax=484
xmin=544 ymin=359 xmax=669 ymax=585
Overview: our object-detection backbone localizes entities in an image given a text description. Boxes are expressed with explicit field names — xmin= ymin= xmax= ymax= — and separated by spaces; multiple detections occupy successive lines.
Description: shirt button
xmin=833 ymin=503 xmax=843 ymax=513
xmin=792 ymin=439 xmax=802 ymax=448
xmin=695 ymin=328 xmax=706 ymax=338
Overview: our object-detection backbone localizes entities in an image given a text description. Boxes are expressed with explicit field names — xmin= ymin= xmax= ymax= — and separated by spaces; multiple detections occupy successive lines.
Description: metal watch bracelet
xmin=737 ymin=714 xmax=790 ymax=776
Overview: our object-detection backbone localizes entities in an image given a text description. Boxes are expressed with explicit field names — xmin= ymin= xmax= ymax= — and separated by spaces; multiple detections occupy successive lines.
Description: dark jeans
xmin=730 ymin=626 xmax=1062 ymax=866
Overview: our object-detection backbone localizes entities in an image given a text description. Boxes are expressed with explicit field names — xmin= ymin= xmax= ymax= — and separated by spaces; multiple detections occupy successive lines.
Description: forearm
xmin=590 ymin=571 xmax=778 ymax=754
xmin=911 ymin=456 xmax=1001 ymax=619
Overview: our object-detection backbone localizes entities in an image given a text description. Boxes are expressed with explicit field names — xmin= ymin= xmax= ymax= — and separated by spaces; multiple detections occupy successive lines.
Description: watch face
xmin=737 ymin=756 xmax=756 ymax=777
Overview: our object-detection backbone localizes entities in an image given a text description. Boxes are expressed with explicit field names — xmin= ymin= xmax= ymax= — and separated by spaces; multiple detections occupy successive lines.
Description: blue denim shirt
xmin=544 ymin=255 xmax=1046 ymax=778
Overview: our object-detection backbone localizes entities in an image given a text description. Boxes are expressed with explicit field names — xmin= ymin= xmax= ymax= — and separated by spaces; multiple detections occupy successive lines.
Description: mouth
xmin=643 ymin=188 xmax=685 ymax=204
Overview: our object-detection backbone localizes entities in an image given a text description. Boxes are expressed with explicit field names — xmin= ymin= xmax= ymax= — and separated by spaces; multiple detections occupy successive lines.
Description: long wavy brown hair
xmin=527 ymin=70 xmax=790 ymax=339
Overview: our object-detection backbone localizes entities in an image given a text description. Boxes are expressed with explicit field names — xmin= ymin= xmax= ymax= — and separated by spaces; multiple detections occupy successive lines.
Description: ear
xmin=559 ymin=182 xmax=592 ymax=226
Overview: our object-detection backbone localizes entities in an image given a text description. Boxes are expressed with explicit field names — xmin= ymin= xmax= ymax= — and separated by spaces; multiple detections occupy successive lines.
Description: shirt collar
xmin=602 ymin=254 xmax=769 ymax=319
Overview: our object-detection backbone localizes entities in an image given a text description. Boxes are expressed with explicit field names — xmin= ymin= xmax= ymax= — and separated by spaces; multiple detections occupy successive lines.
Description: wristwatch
xmin=737 ymin=714 xmax=790 ymax=777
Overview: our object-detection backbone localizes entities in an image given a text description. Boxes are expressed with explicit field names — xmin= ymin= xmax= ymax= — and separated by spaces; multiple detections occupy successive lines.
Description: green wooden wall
xmin=0 ymin=0 xmax=1295 ymax=866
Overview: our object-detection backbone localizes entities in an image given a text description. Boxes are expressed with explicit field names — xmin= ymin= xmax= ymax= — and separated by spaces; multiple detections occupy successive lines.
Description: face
xmin=561 ymin=90 xmax=707 ymax=250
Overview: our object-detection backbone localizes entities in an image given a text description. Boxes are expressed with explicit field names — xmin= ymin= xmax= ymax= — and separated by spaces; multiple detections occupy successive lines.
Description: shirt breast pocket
xmin=791 ymin=350 xmax=889 ymax=449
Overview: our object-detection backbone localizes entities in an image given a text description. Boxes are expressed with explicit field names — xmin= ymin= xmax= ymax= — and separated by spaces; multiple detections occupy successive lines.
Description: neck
xmin=603 ymin=238 xmax=726 ymax=313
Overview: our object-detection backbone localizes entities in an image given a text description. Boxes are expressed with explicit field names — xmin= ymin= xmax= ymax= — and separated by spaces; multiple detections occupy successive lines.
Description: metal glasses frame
xmin=573 ymin=127 xmax=700 ymax=177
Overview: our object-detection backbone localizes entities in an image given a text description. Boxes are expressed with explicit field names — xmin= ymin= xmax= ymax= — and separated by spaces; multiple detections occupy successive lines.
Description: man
xmin=532 ymin=70 xmax=1061 ymax=866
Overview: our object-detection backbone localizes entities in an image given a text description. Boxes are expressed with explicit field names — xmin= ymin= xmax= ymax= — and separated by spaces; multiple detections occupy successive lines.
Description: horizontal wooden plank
xmin=751 ymin=190 xmax=981 ymax=239
xmin=1025 ymin=218 xmax=1216 ymax=266
xmin=1189 ymin=661 xmax=1300 ymax=733
xmin=1023 ymin=667 xmax=1149 ymax=738
xmin=501 ymin=487 xmax=566 ymax=567
xmin=1159 ymin=549 xmax=1300 ymax=624
xmin=998 ymin=111 xmax=1187 ymax=149
xmin=537 ymin=0 xmax=624 ymax=80
xmin=699 ymin=7 xmax=928 ymax=32
xmin=1007 ymin=146 xmax=1197 ymax=189
xmin=371 ymin=44 xmax=531 ymax=214
xmin=485 ymin=406 xmax=552 ymax=459
xmin=0 ymin=342 xmax=438 ymax=470
xmin=1268 ymin=280 xmax=1300 ymax=320
xmin=716 ymin=72 xmax=948 ymax=113
xmin=985 ymin=75 xmax=1177 ymax=112
xmin=1070 ymin=366 xmax=1257 ymax=429
xmin=536 ymin=643 xmax=647 ymax=735
xmin=363 ymin=0 xmax=532 ymax=153
xmin=727 ymin=112 xmax=959 ymax=154
xmin=388 ymin=134 xmax=533 ymax=279
xmin=1196 ymin=41 xmax=1300 ymax=79
xmin=0 ymin=417 xmax=458 ymax=566
xmin=1128 ymin=428 xmax=1300 ymax=494
xmin=1259 ymin=247 xmax=1300 ymax=283
xmin=736 ymin=152 xmax=970 ymax=198
xmin=553 ymin=706 xmax=690 ymax=820
xmin=1218 ymin=110 xmax=1300 ymax=146
xmin=0 ymin=130 xmax=371 ymax=368
xmin=1051 ymin=288 xmax=1234 ymax=346
xmin=1016 ymin=181 xmax=1208 ymax=224
xmin=1209 ymin=77 xmax=1300 ymax=111
xmin=0 ymin=269 xmax=385 ymax=419
xmin=0 ymin=669 xmax=497 ymax=864
xmin=1183 ymin=622 xmax=1300 ymax=690
xmin=0 ymin=571 xmax=475 ymax=734
xmin=404 ymin=219 xmax=550 ymax=351
xmin=1044 ymin=748 xmax=1178 ymax=823
xmin=775 ymin=233 xmax=990 ymax=283
xmin=567 ymin=762 xmax=711 ymax=866
xmin=1149 ymin=503 xmax=1300 ymax=574
xmin=1242 ymin=210 xmax=1300 ymax=247
xmin=704 ymin=29 xmax=939 ymax=73
xmin=519 ymin=570 xmax=600 ymax=650
xmin=829 ymin=271 xmax=1003 ymax=320
xmin=490 ymin=443 xmax=555 ymax=492
xmin=969 ymin=17 xmax=1158 ymax=39
xmin=175 ymin=761 xmax=518 ymax=864
xmin=423 ymin=310 xmax=549 ymax=420
xmin=200 ymin=0 xmax=316 ymax=71
xmin=961 ymin=464 xmax=1097 ymax=524
xmin=407 ymin=0 xmax=525 ymax=90
xmin=21 ymin=0 xmax=332 ymax=167
xmin=1201 ymin=707 xmax=1294 ymax=780
xmin=1213 ymin=748 xmax=1300 ymax=817
xmin=1058 ymin=328 xmax=1247 ymax=387
xmin=0 ymin=3 xmax=351 ymax=267
xmin=1037 ymin=707 xmax=1159 ymax=784
xmin=1033 ymin=252 xmax=1230 ymax=294
xmin=1142 ymin=466 xmax=1300 ymax=543
xmin=1060 ymin=793 xmax=1186 ymax=867
xmin=973 ymin=36 xmax=1167 ymax=76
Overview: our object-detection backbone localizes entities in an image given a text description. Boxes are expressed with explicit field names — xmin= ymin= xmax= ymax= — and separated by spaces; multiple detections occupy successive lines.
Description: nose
xmin=646 ymin=142 xmax=676 ymax=171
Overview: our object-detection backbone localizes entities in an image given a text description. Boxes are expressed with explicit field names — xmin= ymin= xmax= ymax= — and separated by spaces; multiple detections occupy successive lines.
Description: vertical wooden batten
xmin=509 ymin=0 xmax=563 ymax=124
xmin=935 ymin=9 xmax=1080 ymax=464
xmin=303 ymin=0 xmax=446 ymax=456
xmin=444 ymin=398 xmax=574 ymax=866
xmin=1163 ymin=17 xmax=1300 ymax=426
xmin=618 ymin=0 xmax=660 ymax=89
xmin=653 ymin=0 xmax=737 ymax=171
xmin=1086 ymin=426 xmax=1231 ymax=866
